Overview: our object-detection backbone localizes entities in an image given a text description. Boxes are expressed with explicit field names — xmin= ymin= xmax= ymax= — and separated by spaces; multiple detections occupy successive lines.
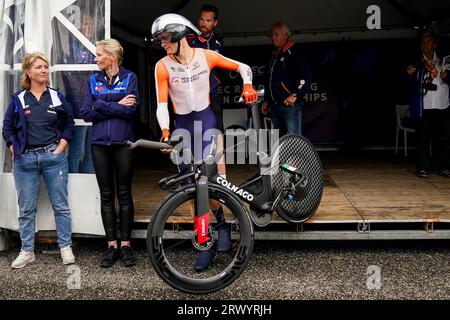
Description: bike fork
xmin=194 ymin=175 xmax=210 ymax=245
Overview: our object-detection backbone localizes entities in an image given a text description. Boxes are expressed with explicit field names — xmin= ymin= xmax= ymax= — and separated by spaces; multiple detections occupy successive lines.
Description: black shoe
xmin=193 ymin=250 xmax=216 ymax=272
xmin=213 ymin=207 xmax=232 ymax=252
xmin=216 ymin=222 xmax=232 ymax=252
xmin=120 ymin=246 xmax=137 ymax=267
xmin=100 ymin=246 xmax=120 ymax=268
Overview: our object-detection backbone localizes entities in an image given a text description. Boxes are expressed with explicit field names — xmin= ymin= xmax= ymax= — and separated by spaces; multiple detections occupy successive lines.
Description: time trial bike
xmin=127 ymin=93 xmax=323 ymax=294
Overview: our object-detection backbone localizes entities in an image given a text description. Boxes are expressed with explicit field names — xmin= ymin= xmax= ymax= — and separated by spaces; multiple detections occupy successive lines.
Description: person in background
xmin=187 ymin=4 xmax=227 ymax=179
xmin=2 ymin=52 xmax=75 ymax=268
xmin=64 ymin=13 xmax=96 ymax=174
xmin=81 ymin=39 xmax=139 ymax=267
xmin=406 ymin=31 xmax=450 ymax=178
xmin=262 ymin=22 xmax=312 ymax=136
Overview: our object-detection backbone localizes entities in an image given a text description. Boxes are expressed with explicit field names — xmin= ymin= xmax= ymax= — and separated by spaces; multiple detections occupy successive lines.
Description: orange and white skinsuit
xmin=155 ymin=48 xmax=255 ymax=139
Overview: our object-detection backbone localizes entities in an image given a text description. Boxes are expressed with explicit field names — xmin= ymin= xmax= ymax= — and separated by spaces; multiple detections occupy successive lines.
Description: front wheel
xmin=147 ymin=185 xmax=254 ymax=294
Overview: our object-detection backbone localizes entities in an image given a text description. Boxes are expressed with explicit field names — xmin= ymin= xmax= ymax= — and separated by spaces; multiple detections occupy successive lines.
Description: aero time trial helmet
xmin=151 ymin=13 xmax=200 ymax=44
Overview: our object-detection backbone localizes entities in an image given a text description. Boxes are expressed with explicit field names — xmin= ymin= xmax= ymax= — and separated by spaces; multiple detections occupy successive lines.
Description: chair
xmin=395 ymin=104 xmax=415 ymax=156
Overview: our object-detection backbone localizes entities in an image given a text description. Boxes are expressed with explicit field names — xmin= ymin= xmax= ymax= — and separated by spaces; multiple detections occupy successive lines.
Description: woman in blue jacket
xmin=81 ymin=39 xmax=139 ymax=268
xmin=2 ymin=52 xmax=75 ymax=268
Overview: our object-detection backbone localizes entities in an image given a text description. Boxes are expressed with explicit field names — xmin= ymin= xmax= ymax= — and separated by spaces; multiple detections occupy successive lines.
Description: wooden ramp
xmin=131 ymin=156 xmax=450 ymax=240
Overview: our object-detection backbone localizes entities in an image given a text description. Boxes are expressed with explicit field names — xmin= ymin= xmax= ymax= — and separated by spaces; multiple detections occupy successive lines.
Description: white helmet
xmin=151 ymin=13 xmax=200 ymax=43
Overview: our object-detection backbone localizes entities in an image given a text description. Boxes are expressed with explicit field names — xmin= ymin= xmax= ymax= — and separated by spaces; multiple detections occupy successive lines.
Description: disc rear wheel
xmin=270 ymin=134 xmax=323 ymax=223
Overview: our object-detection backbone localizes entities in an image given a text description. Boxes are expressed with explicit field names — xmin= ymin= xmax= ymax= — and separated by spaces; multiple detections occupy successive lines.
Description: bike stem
xmin=251 ymin=101 xmax=261 ymax=131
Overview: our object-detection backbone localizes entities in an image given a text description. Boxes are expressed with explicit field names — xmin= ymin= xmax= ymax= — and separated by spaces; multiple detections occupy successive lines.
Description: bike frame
xmin=191 ymin=99 xmax=296 ymax=244
xmin=153 ymin=94 xmax=307 ymax=245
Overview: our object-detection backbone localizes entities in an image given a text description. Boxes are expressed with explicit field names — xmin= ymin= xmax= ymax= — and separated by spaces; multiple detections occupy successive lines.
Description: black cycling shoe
xmin=193 ymin=249 xmax=216 ymax=272
xmin=100 ymin=246 xmax=120 ymax=268
xmin=216 ymin=222 xmax=232 ymax=252
xmin=213 ymin=207 xmax=232 ymax=252
xmin=120 ymin=246 xmax=137 ymax=267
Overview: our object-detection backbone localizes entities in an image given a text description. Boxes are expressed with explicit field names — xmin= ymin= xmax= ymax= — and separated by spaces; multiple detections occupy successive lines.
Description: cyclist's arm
xmin=155 ymin=61 xmax=171 ymax=139
xmin=204 ymin=50 xmax=253 ymax=84
xmin=205 ymin=50 xmax=257 ymax=104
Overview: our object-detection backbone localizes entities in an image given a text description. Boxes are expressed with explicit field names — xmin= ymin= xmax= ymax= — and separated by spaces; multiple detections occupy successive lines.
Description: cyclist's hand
xmin=240 ymin=84 xmax=258 ymax=105
xmin=160 ymin=129 xmax=172 ymax=153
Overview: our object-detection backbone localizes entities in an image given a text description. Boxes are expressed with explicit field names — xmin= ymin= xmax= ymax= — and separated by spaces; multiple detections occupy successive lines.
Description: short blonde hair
xmin=96 ymin=38 xmax=124 ymax=65
xmin=20 ymin=52 xmax=50 ymax=90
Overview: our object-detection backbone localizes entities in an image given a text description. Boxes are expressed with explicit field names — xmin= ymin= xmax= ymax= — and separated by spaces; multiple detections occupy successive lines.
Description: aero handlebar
xmin=126 ymin=136 xmax=183 ymax=150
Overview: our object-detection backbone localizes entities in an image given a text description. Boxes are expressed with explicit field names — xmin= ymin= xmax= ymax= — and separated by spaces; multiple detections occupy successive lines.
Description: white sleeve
xmin=154 ymin=60 xmax=171 ymax=130
xmin=156 ymin=102 xmax=170 ymax=131
xmin=236 ymin=63 xmax=253 ymax=85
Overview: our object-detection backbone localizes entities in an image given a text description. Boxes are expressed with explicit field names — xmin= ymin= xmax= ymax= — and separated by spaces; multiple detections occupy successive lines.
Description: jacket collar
xmin=422 ymin=52 xmax=439 ymax=64
xmin=281 ymin=39 xmax=296 ymax=53
xmin=198 ymin=31 xmax=215 ymax=43
xmin=97 ymin=66 xmax=128 ymax=83
xmin=274 ymin=39 xmax=296 ymax=56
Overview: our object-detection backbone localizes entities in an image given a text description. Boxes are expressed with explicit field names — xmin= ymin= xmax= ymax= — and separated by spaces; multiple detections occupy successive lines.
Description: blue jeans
xmin=13 ymin=144 xmax=72 ymax=251
xmin=68 ymin=125 xmax=94 ymax=173
xmin=269 ymin=102 xmax=303 ymax=136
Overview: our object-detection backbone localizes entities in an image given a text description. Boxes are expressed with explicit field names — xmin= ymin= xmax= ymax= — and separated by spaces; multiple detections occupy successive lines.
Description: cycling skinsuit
xmin=155 ymin=48 xmax=253 ymax=170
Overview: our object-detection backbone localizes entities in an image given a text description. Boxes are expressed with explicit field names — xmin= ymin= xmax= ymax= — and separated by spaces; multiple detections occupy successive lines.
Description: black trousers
xmin=414 ymin=108 xmax=450 ymax=172
xmin=92 ymin=145 xmax=135 ymax=241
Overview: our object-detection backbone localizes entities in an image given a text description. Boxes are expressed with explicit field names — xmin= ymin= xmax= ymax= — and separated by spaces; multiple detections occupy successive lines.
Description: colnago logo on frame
xmin=216 ymin=176 xmax=254 ymax=201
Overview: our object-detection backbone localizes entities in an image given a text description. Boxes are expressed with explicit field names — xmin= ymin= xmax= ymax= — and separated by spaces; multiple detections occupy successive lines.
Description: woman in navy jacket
xmin=81 ymin=39 xmax=139 ymax=268
xmin=2 ymin=52 xmax=75 ymax=268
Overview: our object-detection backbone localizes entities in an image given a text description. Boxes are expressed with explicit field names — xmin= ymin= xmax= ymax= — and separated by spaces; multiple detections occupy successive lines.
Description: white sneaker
xmin=11 ymin=250 xmax=35 ymax=269
xmin=60 ymin=246 xmax=75 ymax=265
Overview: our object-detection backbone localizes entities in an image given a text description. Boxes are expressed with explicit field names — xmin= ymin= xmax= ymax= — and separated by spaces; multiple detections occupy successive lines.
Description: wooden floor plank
xmin=326 ymin=164 xmax=450 ymax=221
xmin=132 ymin=158 xmax=450 ymax=224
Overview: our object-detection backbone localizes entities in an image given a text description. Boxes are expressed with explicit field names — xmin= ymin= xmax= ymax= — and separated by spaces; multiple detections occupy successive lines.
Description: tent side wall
xmin=0 ymin=0 xmax=111 ymax=250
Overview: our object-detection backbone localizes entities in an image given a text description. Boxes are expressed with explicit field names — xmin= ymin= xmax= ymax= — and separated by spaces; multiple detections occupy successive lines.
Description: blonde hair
xmin=20 ymin=52 xmax=50 ymax=90
xmin=96 ymin=38 xmax=124 ymax=65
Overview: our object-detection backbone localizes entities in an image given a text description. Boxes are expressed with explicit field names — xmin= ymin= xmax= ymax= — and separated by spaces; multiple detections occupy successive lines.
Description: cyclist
xmin=152 ymin=13 xmax=258 ymax=271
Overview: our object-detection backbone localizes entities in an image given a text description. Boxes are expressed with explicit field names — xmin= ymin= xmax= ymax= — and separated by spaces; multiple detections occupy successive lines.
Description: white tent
xmin=0 ymin=0 xmax=111 ymax=245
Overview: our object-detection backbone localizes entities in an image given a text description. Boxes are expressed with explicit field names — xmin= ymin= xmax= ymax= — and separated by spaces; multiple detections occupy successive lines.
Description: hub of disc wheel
xmin=192 ymin=225 xmax=217 ymax=251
